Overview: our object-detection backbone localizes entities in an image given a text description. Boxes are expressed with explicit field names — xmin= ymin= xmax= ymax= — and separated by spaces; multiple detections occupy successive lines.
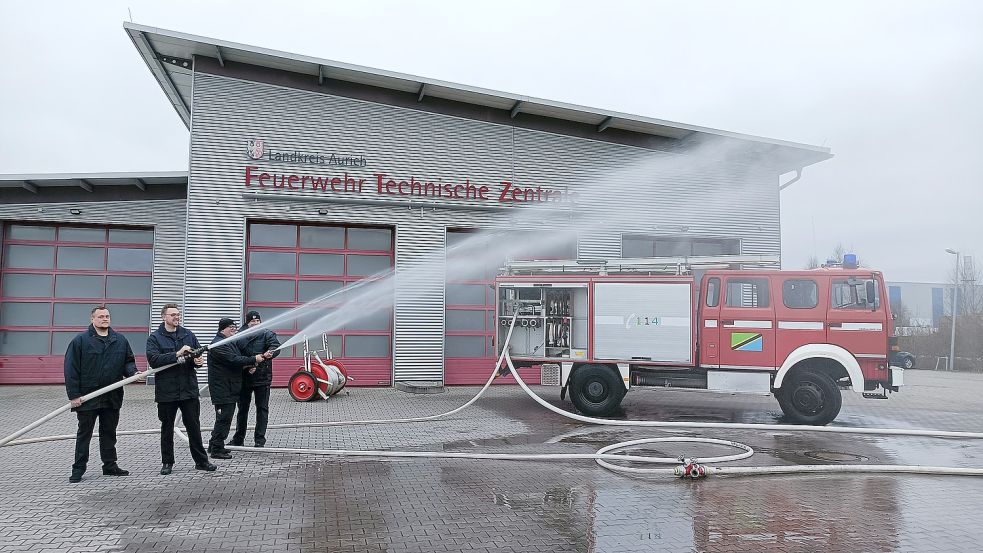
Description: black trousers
xmin=209 ymin=403 xmax=236 ymax=452
xmin=73 ymin=407 xmax=120 ymax=472
xmin=157 ymin=398 xmax=209 ymax=465
xmin=233 ymin=385 xmax=271 ymax=446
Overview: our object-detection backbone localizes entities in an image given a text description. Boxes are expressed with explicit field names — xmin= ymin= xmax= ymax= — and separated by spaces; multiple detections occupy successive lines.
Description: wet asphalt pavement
xmin=2 ymin=368 xmax=983 ymax=552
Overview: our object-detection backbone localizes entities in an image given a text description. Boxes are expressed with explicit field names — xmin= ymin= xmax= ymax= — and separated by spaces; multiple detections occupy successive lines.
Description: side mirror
xmin=865 ymin=280 xmax=877 ymax=309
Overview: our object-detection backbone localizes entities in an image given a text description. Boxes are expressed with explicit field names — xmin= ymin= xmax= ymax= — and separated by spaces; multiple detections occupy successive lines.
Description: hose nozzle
xmin=183 ymin=346 xmax=207 ymax=359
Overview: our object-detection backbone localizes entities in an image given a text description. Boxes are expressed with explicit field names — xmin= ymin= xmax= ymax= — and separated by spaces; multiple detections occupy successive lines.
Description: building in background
xmin=887 ymin=281 xmax=948 ymax=330
xmin=0 ymin=24 xmax=831 ymax=386
xmin=889 ymin=255 xmax=980 ymax=333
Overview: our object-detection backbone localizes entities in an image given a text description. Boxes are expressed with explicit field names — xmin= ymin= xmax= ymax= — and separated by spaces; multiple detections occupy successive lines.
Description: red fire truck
xmin=495 ymin=255 xmax=903 ymax=425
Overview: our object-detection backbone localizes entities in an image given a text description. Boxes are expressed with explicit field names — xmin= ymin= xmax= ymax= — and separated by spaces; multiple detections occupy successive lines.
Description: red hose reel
xmin=288 ymin=357 xmax=349 ymax=402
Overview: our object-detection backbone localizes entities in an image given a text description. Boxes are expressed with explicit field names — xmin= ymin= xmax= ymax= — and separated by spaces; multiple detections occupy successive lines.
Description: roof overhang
xmin=124 ymin=22 xmax=832 ymax=170
xmin=0 ymin=171 xmax=187 ymax=194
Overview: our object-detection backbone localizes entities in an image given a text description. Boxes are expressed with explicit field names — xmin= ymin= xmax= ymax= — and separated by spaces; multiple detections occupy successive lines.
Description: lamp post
xmin=945 ymin=248 xmax=960 ymax=371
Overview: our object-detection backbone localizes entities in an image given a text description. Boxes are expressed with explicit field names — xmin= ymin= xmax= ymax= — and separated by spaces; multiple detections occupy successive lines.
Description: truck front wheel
xmin=776 ymin=369 xmax=842 ymax=425
xmin=569 ymin=365 xmax=626 ymax=417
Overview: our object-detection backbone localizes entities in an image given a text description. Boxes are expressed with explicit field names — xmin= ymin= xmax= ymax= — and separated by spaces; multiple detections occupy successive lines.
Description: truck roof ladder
xmin=502 ymin=255 xmax=782 ymax=276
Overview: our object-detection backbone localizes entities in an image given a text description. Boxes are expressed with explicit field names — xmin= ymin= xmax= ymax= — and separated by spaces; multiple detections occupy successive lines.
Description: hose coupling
xmin=676 ymin=460 xmax=708 ymax=479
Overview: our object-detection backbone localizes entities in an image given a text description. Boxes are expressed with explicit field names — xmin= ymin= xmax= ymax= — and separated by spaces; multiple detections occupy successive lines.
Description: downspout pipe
xmin=779 ymin=168 xmax=804 ymax=191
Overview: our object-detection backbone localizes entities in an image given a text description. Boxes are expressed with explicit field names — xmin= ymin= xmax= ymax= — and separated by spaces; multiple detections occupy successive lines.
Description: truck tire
xmin=569 ymin=364 xmax=626 ymax=417
xmin=776 ymin=369 xmax=842 ymax=425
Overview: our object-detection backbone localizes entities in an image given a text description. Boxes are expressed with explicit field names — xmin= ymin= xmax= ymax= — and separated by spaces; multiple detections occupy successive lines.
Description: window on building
xmin=725 ymin=278 xmax=770 ymax=308
xmin=622 ymin=235 xmax=740 ymax=258
xmin=931 ymin=287 xmax=944 ymax=327
xmin=0 ymin=223 xmax=153 ymax=356
xmin=783 ymin=279 xmax=818 ymax=309
xmin=888 ymin=285 xmax=902 ymax=312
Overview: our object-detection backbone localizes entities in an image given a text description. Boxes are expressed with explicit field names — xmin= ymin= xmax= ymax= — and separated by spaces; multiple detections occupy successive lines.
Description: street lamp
xmin=945 ymin=248 xmax=960 ymax=370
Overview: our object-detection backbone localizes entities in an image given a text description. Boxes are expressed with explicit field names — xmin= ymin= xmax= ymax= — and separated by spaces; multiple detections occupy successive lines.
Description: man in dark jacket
xmin=64 ymin=305 xmax=144 ymax=483
xmin=207 ymin=318 xmax=267 ymax=459
xmin=146 ymin=303 xmax=216 ymax=475
xmin=231 ymin=311 xmax=280 ymax=448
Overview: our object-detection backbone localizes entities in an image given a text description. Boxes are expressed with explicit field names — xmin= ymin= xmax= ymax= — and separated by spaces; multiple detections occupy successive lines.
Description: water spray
xmin=1 ymin=138 xmax=950 ymax=476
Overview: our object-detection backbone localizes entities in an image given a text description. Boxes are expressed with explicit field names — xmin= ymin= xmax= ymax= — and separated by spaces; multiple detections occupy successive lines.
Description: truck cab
xmin=698 ymin=268 xmax=898 ymax=424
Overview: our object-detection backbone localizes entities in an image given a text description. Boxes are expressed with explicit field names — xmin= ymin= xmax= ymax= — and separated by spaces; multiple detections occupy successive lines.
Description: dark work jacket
xmin=236 ymin=325 xmax=281 ymax=388
xmin=208 ymin=333 xmax=256 ymax=405
xmin=64 ymin=325 xmax=137 ymax=412
xmin=146 ymin=323 xmax=202 ymax=403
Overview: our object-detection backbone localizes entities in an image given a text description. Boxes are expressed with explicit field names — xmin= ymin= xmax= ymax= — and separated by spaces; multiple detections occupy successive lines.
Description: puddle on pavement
xmin=441 ymin=431 xmax=561 ymax=450
xmin=689 ymin=475 xmax=901 ymax=552
xmin=667 ymin=414 xmax=732 ymax=423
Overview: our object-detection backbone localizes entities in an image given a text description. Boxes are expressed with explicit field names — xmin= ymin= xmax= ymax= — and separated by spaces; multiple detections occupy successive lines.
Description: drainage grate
xmin=394 ymin=381 xmax=445 ymax=394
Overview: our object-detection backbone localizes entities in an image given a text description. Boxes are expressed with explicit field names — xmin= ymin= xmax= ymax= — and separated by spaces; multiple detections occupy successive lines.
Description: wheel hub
xmin=792 ymin=382 xmax=824 ymax=414
xmin=585 ymin=380 xmax=606 ymax=401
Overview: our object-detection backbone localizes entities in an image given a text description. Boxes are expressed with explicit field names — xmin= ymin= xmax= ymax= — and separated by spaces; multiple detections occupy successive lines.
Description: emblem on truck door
xmin=731 ymin=332 xmax=763 ymax=352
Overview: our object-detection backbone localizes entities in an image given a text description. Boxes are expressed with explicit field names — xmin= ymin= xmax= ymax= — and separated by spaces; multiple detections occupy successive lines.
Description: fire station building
xmin=0 ymin=23 xmax=831 ymax=387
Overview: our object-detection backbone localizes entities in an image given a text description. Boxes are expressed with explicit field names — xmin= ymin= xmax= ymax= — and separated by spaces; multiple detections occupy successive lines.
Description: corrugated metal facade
xmin=185 ymin=68 xmax=781 ymax=383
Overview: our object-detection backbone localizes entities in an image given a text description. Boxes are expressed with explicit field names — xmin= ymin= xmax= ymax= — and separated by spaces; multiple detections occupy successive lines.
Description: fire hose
xmin=3 ymin=320 xmax=983 ymax=479
xmin=0 ymin=346 xmax=206 ymax=448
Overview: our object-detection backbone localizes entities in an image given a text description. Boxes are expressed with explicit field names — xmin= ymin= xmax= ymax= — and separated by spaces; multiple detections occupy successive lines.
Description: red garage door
xmin=245 ymin=222 xmax=393 ymax=387
xmin=443 ymin=229 xmax=575 ymax=385
xmin=443 ymin=230 xmax=497 ymax=385
xmin=0 ymin=223 xmax=153 ymax=383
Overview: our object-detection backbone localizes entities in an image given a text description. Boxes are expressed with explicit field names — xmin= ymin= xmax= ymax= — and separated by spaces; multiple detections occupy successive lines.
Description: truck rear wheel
xmin=776 ymin=369 xmax=842 ymax=425
xmin=569 ymin=365 xmax=625 ymax=417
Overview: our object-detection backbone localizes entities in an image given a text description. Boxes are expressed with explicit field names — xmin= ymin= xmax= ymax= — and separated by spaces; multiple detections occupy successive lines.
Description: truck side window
xmin=831 ymin=279 xmax=879 ymax=310
xmin=725 ymin=278 xmax=770 ymax=308
xmin=706 ymin=277 xmax=720 ymax=307
xmin=782 ymin=279 xmax=818 ymax=309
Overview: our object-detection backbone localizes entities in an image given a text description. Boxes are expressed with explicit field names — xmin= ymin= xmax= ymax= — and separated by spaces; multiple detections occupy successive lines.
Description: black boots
xmin=209 ymin=449 xmax=232 ymax=459
xmin=70 ymin=464 xmax=128 ymax=481
xmin=161 ymin=462 xmax=216 ymax=473
xmin=102 ymin=465 xmax=130 ymax=476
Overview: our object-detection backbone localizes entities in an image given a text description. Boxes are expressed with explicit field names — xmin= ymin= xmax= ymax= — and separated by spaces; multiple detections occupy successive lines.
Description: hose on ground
xmin=5 ymin=313 xmax=983 ymax=479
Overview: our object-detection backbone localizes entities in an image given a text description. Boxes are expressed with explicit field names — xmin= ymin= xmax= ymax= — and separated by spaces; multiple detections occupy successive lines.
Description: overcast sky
xmin=1 ymin=0 xmax=980 ymax=282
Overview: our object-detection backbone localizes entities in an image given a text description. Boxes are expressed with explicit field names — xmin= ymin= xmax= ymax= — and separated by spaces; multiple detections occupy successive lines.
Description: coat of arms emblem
xmin=246 ymin=139 xmax=265 ymax=160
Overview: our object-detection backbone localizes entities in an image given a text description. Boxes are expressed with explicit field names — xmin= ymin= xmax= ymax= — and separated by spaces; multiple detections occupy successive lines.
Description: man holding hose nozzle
xmin=64 ymin=305 xmax=146 ymax=483
xmin=207 ymin=318 xmax=270 ymax=459
xmin=230 ymin=311 xmax=280 ymax=448
xmin=146 ymin=304 xmax=216 ymax=475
